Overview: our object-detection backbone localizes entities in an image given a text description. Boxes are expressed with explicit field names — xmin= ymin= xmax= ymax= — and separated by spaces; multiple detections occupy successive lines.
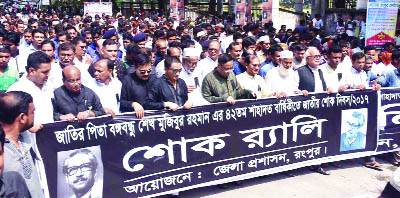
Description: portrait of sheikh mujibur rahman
xmin=340 ymin=111 xmax=367 ymax=152
xmin=61 ymin=148 xmax=102 ymax=198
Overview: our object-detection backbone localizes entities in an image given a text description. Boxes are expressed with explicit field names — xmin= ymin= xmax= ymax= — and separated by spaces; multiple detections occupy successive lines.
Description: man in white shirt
xmin=87 ymin=59 xmax=121 ymax=115
xmin=320 ymin=45 xmax=345 ymax=93
xmin=265 ymin=50 xmax=307 ymax=98
xmin=179 ymin=48 xmax=208 ymax=106
xmin=312 ymin=14 xmax=323 ymax=29
xmin=197 ymin=40 xmax=220 ymax=79
xmin=7 ymin=51 xmax=53 ymax=198
xmin=292 ymin=43 xmax=307 ymax=69
xmin=237 ymin=55 xmax=270 ymax=98
xmin=340 ymin=52 xmax=376 ymax=90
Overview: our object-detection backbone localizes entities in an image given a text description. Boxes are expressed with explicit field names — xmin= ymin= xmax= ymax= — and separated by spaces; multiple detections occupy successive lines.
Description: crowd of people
xmin=0 ymin=4 xmax=399 ymax=198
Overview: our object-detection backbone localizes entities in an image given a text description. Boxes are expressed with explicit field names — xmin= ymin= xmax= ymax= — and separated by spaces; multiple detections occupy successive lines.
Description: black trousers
xmin=381 ymin=182 xmax=400 ymax=198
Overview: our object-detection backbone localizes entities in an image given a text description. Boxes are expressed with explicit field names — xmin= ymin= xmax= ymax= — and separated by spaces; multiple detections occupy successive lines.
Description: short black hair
xmin=218 ymin=53 xmax=234 ymax=65
xmin=0 ymin=91 xmax=33 ymax=124
xmin=364 ymin=46 xmax=376 ymax=54
xmin=71 ymin=37 xmax=86 ymax=46
xmin=134 ymin=53 xmax=150 ymax=67
xmin=351 ymin=52 xmax=365 ymax=62
xmin=27 ymin=51 xmax=52 ymax=71
xmin=328 ymin=45 xmax=343 ymax=56
xmin=242 ymin=36 xmax=257 ymax=48
xmin=268 ymin=45 xmax=283 ymax=56
xmin=164 ymin=55 xmax=181 ymax=69
xmin=292 ymin=43 xmax=307 ymax=52
xmin=4 ymin=31 xmax=20 ymax=45
xmin=102 ymin=39 xmax=117 ymax=48
xmin=58 ymin=43 xmax=75 ymax=53
xmin=32 ymin=28 xmax=46 ymax=37
xmin=41 ymin=39 xmax=55 ymax=50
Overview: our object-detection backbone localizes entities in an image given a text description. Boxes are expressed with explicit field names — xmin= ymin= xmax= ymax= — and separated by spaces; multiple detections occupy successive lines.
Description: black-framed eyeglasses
xmin=169 ymin=68 xmax=182 ymax=74
xmin=66 ymin=163 xmax=93 ymax=176
xmin=139 ymin=69 xmax=152 ymax=74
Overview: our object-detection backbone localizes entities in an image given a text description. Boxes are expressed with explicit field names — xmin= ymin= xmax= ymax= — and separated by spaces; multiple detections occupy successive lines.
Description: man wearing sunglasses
xmin=120 ymin=54 xmax=156 ymax=118
xmin=146 ymin=56 xmax=192 ymax=111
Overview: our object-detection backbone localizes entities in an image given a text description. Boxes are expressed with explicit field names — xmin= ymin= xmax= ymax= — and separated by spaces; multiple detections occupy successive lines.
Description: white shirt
xmin=7 ymin=76 xmax=54 ymax=124
xmin=179 ymin=67 xmax=209 ymax=106
xmin=221 ymin=35 xmax=233 ymax=53
xmin=87 ymin=77 xmax=122 ymax=114
xmin=73 ymin=57 xmax=93 ymax=86
xmin=372 ymin=62 xmax=395 ymax=76
xmin=197 ymin=56 xmax=218 ymax=80
xmin=309 ymin=66 xmax=324 ymax=92
xmin=320 ymin=63 xmax=345 ymax=92
xmin=155 ymin=59 xmax=166 ymax=78
xmin=340 ymin=66 xmax=369 ymax=88
xmin=6 ymin=76 xmax=53 ymax=198
xmin=312 ymin=18 xmax=323 ymax=29
xmin=8 ymin=55 xmax=26 ymax=77
xmin=265 ymin=66 xmax=299 ymax=95
xmin=237 ymin=72 xmax=269 ymax=98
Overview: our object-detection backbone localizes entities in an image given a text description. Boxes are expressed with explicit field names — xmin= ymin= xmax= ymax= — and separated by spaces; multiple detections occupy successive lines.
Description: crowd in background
xmin=0 ymin=3 xmax=400 ymax=198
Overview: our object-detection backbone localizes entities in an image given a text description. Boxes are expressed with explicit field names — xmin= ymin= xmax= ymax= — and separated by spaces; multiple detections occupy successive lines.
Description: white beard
xmin=279 ymin=65 xmax=290 ymax=77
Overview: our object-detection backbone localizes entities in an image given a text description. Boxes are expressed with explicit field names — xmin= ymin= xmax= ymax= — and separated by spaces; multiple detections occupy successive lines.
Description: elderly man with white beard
xmin=179 ymin=48 xmax=208 ymax=106
xmin=265 ymin=50 xmax=308 ymax=98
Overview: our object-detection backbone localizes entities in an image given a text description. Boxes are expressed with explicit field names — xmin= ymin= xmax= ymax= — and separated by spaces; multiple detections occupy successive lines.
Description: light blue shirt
xmin=378 ymin=69 xmax=400 ymax=87
xmin=259 ymin=61 xmax=277 ymax=79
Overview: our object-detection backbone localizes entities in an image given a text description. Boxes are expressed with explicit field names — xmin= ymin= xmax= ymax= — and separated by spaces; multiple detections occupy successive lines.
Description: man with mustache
xmin=265 ymin=50 xmax=308 ymax=98
xmin=63 ymin=149 xmax=101 ymax=198
xmin=0 ymin=91 xmax=44 ymax=198
xmin=52 ymin=66 xmax=104 ymax=122
xmin=237 ymin=55 xmax=269 ymax=98
xmin=87 ymin=59 xmax=122 ymax=116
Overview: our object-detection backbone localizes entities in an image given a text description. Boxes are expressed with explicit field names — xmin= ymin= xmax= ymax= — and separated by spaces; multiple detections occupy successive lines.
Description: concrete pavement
xmin=172 ymin=157 xmax=398 ymax=198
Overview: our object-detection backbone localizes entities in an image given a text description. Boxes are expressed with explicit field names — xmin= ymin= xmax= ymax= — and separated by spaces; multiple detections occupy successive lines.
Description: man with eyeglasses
xmin=120 ymin=54 xmax=156 ymax=118
xmin=146 ymin=56 xmax=192 ymax=111
xmin=202 ymin=53 xmax=255 ymax=105
xmin=52 ymin=66 xmax=104 ymax=122
xmin=197 ymin=40 xmax=221 ymax=79
xmin=237 ymin=55 xmax=269 ymax=98
xmin=296 ymin=47 xmax=330 ymax=175
xmin=48 ymin=43 xmax=77 ymax=89
xmin=179 ymin=48 xmax=208 ymax=106
xmin=62 ymin=149 xmax=101 ymax=198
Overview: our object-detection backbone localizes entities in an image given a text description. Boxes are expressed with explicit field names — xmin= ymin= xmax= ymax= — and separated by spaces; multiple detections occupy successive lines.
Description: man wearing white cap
xmin=265 ymin=50 xmax=308 ymax=97
xmin=256 ymin=36 xmax=271 ymax=64
xmin=179 ymin=48 xmax=209 ymax=106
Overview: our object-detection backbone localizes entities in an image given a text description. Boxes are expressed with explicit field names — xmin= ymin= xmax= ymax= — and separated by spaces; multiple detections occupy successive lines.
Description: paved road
xmin=166 ymin=157 xmax=398 ymax=198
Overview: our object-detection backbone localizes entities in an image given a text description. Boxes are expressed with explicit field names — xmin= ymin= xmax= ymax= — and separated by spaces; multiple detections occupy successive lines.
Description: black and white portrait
xmin=57 ymin=146 xmax=103 ymax=198
xmin=340 ymin=109 xmax=368 ymax=152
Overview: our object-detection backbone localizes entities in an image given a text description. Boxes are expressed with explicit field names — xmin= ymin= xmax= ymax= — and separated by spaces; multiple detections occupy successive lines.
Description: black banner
xmin=37 ymin=90 xmax=378 ymax=198
xmin=377 ymin=88 xmax=400 ymax=152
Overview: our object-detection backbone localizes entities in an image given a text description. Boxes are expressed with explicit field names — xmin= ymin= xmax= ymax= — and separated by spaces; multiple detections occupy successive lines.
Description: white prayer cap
xmin=183 ymin=48 xmax=200 ymax=58
xmin=258 ymin=35 xmax=270 ymax=43
xmin=280 ymin=50 xmax=293 ymax=59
